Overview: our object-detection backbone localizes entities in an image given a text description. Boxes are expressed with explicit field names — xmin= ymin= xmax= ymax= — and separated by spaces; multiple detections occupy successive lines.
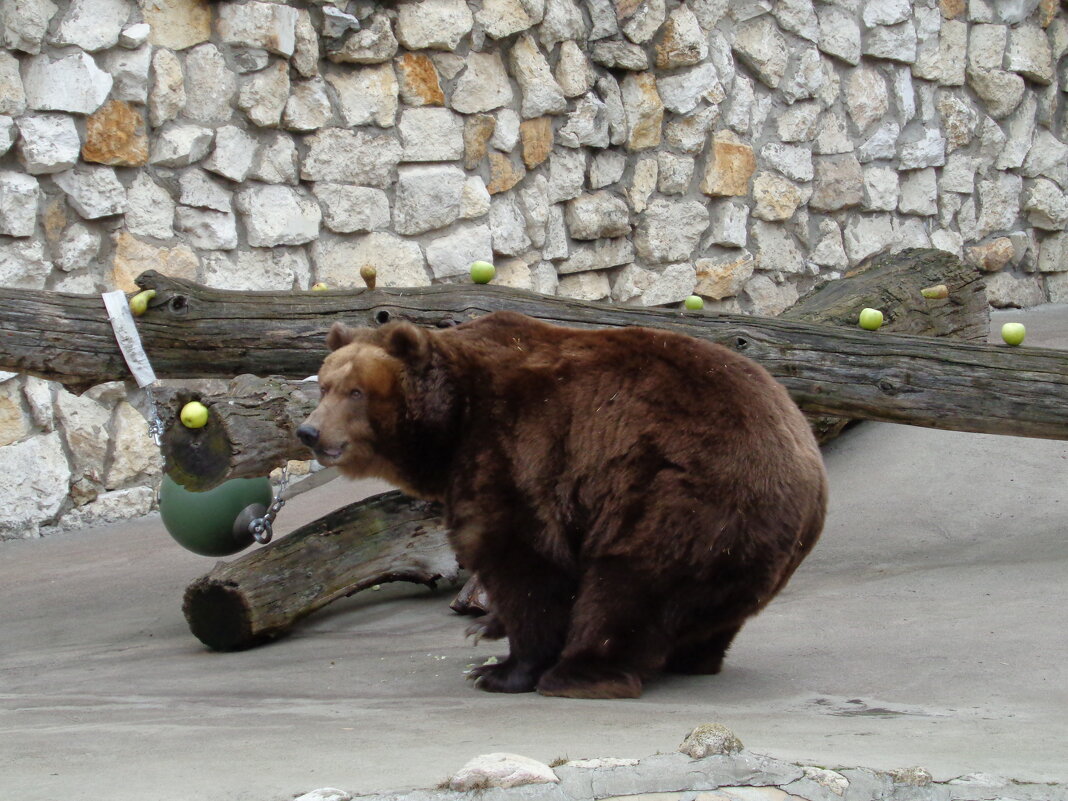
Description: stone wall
xmin=1 ymin=0 xmax=1067 ymax=537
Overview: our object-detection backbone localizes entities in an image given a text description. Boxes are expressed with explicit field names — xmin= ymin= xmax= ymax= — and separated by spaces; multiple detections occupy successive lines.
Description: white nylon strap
xmin=101 ymin=290 xmax=157 ymax=389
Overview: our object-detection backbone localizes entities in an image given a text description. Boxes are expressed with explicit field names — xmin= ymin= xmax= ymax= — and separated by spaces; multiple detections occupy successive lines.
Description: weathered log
xmin=182 ymin=490 xmax=456 ymax=651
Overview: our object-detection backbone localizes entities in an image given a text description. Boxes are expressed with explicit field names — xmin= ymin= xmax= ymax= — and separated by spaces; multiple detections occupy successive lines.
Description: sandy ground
xmin=1 ymin=306 xmax=1065 ymax=801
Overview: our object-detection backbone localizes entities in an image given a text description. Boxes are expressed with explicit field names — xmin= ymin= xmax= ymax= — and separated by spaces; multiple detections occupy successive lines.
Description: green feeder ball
xmin=159 ymin=474 xmax=273 ymax=556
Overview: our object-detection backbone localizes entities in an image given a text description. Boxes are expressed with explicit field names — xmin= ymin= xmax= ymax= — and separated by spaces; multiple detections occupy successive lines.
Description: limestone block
xmin=475 ymin=0 xmax=543 ymax=40
xmin=557 ymin=94 xmax=609 ymax=149
xmin=0 ymin=54 xmax=26 ymax=116
xmin=1024 ymin=178 xmax=1068 ymax=230
xmin=327 ymin=13 xmax=397 ymax=64
xmin=520 ymin=117 xmax=553 ymax=167
xmin=732 ymin=15 xmax=788 ymax=88
xmin=937 ymin=92 xmax=978 ymax=152
xmin=781 ymin=46 xmax=826 ymax=104
xmin=589 ymin=151 xmax=627 ymax=188
xmin=0 ymin=239 xmax=50 ymax=287
xmin=251 ymin=133 xmax=299 ymax=185
xmin=125 ymin=173 xmax=174 ymax=239
xmin=511 ymin=34 xmax=567 ymax=118
xmin=396 ymin=0 xmax=473 ymax=51
xmin=203 ymin=126 xmax=258 ymax=183
xmin=657 ymin=63 xmax=723 ymax=114
xmin=898 ymin=129 xmax=947 ymax=169
xmin=706 ymin=199 xmax=748 ymax=247
xmin=464 ymin=115 xmax=496 ymax=169
xmin=843 ymin=214 xmax=895 ymax=264
xmin=15 ymin=114 xmax=80 ymax=174
xmin=293 ymin=10 xmax=319 ymax=78
xmin=700 ymin=130 xmax=755 ymax=197
xmin=597 ymin=75 xmax=628 ymax=146
xmin=863 ymin=0 xmax=910 ymax=27
xmin=217 ymin=1 xmax=297 ymax=57
xmin=655 ymin=4 xmax=707 ymax=68
xmin=811 ymin=218 xmax=848 ymax=269
xmin=183 ymin=44 xmax=237 ymax=127
xmin=238 ymin=60 xmax=290 ymax=127
xmin=0 ymin=378 xmax=31 ymax=447
xmin=313 ymin=233 xmax=428 ymax=288
xmin=591 ymin=40 xmax=650 ymax=71
xmin=976 ymin=172 xmax=1024 ymax=237
xmin=327 ymin=64 xmax=399 ymax=128
xmin=547 ymin=147 xmax=586 ymax=203
xmin=314 ymin=184 xmax=390 ymax=234
xmin=743 ymin=273 xmax=799 ymax=315
xmin=178 ymin=169 xmax=232 ymax=213
xmin=760 ymin=142 xmax=813 ymax=183
xmin=142 ymin=0 xmax=210 ymax=51
xmin=555 ymin=40 xmax=594 ymax=98
xmin=486 ymin=153 xmax=525 ymax=194
xmin=984 ymin=271 xmax=1045 ymax=307
xmin=863 ymin=165 xmax=900 ymax=211
xmin=235 ymin=185 xmax=321 ymax=247
xmin=776 ymin=101 xmax=820 ymax=142
xmin=773 ymin=0 xmax=818 ymax=41
xmin=426 ymin=223 xmax=493 ymax=278
xmin=53 ymin=166 xmax=126 ymax=219
xmin=50 ymin=0 xmax=129 ymax=51
xmin=809 ymin=154 xmax=863 ymax=211
xmin=2 ymin=0 xmax=59 ymax=54
xmin=817 ymin=4 xmax=861 ymax=65
xmin=621 ymin=72 xmax=663 ymax=151
xmin=0 ymin=432 xmax=70 ymax=539
xmin=863 ymin=20 xmax=918 ymax=63
xmin=492 ymin=108 xmax=521 ymax=151
xmin=283 ymin=78 xmax=334 ymax=132
xmin=175 ymin=207 xmax=238 ymax=250
xmin=302 ymin=128 xmax=401 ymax=188
xmin=22 ymin=52 xmax=112 ymax=114
xmin=543 ymin=204 xmax=569 ymax=259
xmin=611 ymin=263 xmax=655 ymax=303
xmin=635 ymin=198 xmax=708 ymax=264
xmin=558 ymin=271 xmax=610 ymax=301
xmin=55 ymin=388 xmax=109 ymax=480
xmin=110 ymin=233 xmax=197 ymax=291
xmin=460 ymin=177 xmax=491 ymax=219
xmin=540 ymin=0 xmax=587 ymax=49
xmin=938 ymin=20 xmax=968 ymax=85
xmin=679 ymin=723 xmax=745 ymax=758
xmin=0 ymin=171 xmax=40 ymax=236
xmin=556 ymin=237 xmax=633 ymax=273
xmin=565 ymin=192 xmax=631 ymax=239
xmin=664 ymin=107 xmax=717 ymax=153
xmin=694 ymin=251 xmax=754 ymax=299
xmin=940 ymin=152 xmax=977 ymax=194
xmin=622 ymin=0 xmax=666 ymax=45
xmin=399 ymin=107 xmax=464 ymax=162
xmin=149 ymin=48 xmax=184 ymax=127
xmin=202 ymin=247 xmax=311 ymax=291
xmin=489 ymin=193 xmax=532 ymax=255
xmin=628 ymin=156 xmax=657 ymax=213
xmin=637 ymin=263 xmax=697 ymax=307
xmin=1005 ymin=23 xmax=1053 ymax=84
xmin=1038 ymin=231 xmax=1068 ymax=272
xmin=104 ymin=402 xmax=161 ymax=489
xmin=149 ymin=123 xmax=213 ymax=167
xmin=857 ymin=120 xmax=900 ymax=162
xmin=104 ymin=43 xmax=151 ymax=103
xmin=656 ymin=152 xmax=694 ymax=194
xmin=0 ymin=117 xmax=15 ymax=156
xmin=898 ymin=168 xmax=939 ymax=216
xmin=55 ymin=222 xmax=101 ymax=273
xmin=396 ymin=54 xmax=444 ymax=107
xmin=753 ymin=172 xmax=805 ymax=221
xmin=751 ymin=220 xmax=806 ymax=274
xmin=1021 ymin=129 xmax=1068 ymax=188
xmin=393 ymin=165 xmax=467 ymax=235
xmin=845 ymin=64 xmax=889 ymax=131
xmin=81 ymin=100 xmax=149 ymax=167
xmin=996 ymin=93 xmax=1036 ymax=170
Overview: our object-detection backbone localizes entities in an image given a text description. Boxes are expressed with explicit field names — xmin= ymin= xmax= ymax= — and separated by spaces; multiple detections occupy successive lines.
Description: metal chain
xmin=248 ymin=462 xmax=289 ymax=545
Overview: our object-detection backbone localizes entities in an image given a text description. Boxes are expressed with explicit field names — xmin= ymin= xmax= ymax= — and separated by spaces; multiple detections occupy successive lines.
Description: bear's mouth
xmin=314 ymin=443 xmax=347 ymax=464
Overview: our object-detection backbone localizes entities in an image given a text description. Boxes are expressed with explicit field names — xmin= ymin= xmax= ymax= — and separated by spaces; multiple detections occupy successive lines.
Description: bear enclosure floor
xmin=1 ymin=307 xmax=1066 ymax=801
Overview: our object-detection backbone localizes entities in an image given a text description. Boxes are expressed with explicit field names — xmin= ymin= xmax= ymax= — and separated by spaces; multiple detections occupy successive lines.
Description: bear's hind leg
xmin=665 ymin=622 xmax=744 ymax=675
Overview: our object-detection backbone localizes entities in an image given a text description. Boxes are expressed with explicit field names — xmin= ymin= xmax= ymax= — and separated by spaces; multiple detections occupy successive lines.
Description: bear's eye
xmin=350 ymin=388 xmax=363 ymax=400
xmin=319 ymin=384 xmax=331 ymax=398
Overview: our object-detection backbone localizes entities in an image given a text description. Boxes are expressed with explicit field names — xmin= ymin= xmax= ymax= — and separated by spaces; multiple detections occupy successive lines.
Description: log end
xmin=182 ymin=577 xmax=270 ymax=651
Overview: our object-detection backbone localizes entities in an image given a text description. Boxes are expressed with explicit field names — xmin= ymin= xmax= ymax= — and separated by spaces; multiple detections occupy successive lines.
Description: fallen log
xmin=182 ymin=490 xmax=456 ymax=651
xmin=157 ymin=248 xmax=993 ymax=489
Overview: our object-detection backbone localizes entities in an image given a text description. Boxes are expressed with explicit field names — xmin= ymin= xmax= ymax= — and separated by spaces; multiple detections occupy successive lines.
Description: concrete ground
xmin=1 ymin=307 xmax=1066 ymax=801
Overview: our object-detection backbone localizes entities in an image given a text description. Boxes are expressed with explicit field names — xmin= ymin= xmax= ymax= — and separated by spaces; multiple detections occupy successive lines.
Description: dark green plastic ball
xmin=159 ymin=474 xmax=272 ymax=556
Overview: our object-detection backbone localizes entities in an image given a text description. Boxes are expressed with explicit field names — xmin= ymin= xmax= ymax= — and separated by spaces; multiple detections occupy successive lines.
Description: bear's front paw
xmin=467 ymin=657 xmax=539 ymax=693
xmin=465 ymin=613 xmax=506 ymax=643
xmin=536 ymin=659 xmax=643 ymax=699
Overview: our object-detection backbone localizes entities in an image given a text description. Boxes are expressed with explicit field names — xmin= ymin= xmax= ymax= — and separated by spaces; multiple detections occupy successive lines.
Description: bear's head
xmin=296 ymin=320 xmax=458 ymax=497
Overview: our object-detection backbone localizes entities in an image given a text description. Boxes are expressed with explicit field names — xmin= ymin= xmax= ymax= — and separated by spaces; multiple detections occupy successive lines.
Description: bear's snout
xmin=296 ymin=424 xmax=320 ymax=449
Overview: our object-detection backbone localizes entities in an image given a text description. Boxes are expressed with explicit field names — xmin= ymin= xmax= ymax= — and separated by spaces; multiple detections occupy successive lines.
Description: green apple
xmin=1001 ymin=322 xmax=1026 ymax=346
xmin=684 ymin=295 xmax=704 ymax=311
xmin=310 ymin=282 xmax=329 ymax=291
xmin=128 ymin=289 xmax=156 ymax=317
xmin=180 ymin=401 xmax=210 ymax=429
xmin=470 ymin=260 xmax=496 ymax=284
xmin=360 ymin=265 xmax=377 ymax=289
xmin=858 ymin=308 xmax=884 ymax=331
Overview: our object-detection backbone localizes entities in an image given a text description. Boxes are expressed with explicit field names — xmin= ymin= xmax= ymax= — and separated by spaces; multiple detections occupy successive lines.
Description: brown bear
xmin=297 ymin=311 xmax=827 ymax=699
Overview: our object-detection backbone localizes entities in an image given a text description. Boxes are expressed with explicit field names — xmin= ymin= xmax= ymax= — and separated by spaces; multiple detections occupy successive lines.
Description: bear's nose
xmin=296 ymin=424 xmax=320 ymax=448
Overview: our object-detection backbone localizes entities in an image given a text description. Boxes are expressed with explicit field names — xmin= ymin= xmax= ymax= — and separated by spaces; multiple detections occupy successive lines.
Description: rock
xmin=81 ymin=100 xmax=149 ymax=167
xmin=940 ymin=152 xmax=977 ymax=194
xmin=0 ymin=238 xmax=50 ymax=287
xmin=452 ymin=51 xmax=514 ymax=114
xmin=216 ymin=1 xmax=297 ymax=57
xmin=489 ymin=193 xmax=532 ymax=255
xmin=59 ymin=487 xmax=156 ymax=530
xmin=751 ymin=219 xmax=806 ymax=273
xmin=203 ymin=126 xmax=258 ymax=183
xmin=104 ymin=401 xmax=161 ymax=489
xmin=178 ymin=169 xmax=232 ymax=213
xmin=995 ymin=94 xmax=1036 ymax=170
xmin=125 ymin=174 xmax=174 ymax=239
xmin=396 ymin=0 xmax=473 ymax=51
xmin=0 ymin=433 xmax=71 ymax=539
xmin=202 ymin=246 xmax=311 ymax=291
xmin=464 ymin=115 xmax=496 ymax=169
xmin=175 ymin=207 xmax=238 ymax=250
xmin=589 ymin=151 xmax=627 ymax=188
xmin=965 ymin=236 xmax=1016 ymax=271
xmin=743 ymin=272 xmax=800 ymax=315
xmin=54 ymin=388 xmax=109 ymax=479
xmin=238 ymin=60 xmax=290 ymax=127
xmin=1024 ymin=178 xmax=1068 ymax=230
xmin=622 ymin=0 xmax=666 ymax=44
xmin=110 ymin=232 xmax=197 ymax=290
xmin=621 ymin=72 xmax=663 ymax=151
xmin=558 ymin=271 xmax=611 ymax=301
xmin=556 ymin=236 xmax=632 ymax=273
xmin=0 ymin=171 xmax=40 ymax=236
xmin=314 ymin=184 xmax=390 ymax=234
xmin=773 ymin=0 xmax=818 ymax=40
xmin=142 ymin=0 xmax=211 ymax=51
xmin=598 ymin=74 xmax=628 ymax=146
xmin=967 ymin=67 xmax=1024 ymax=119
xmin=898 ymin=168 xmax=938 ymax=216
xmin=938 ymin=20 xmax=968 ymax=85
xmin=53 ymin=166 xmax=126 ymax=219
xmin=1021 ymin=129 xmax=1068 ymax=188
xmin=655 ymin=4 xmax=707 ymax=68
xmin=327 ymin=13 xmax=397 ymax=64
xmin=149 ymin=123 xmax=213 ymax=167
xmin=700 ymin=130 xmax=755 ymax=197
xmin=314 ymin=232 xmax=428 ymax=288
xmin=863 ymin=20 xmax=918 ymax=63
xmin=3 ymin=0 xmax=59 ymax=54
xmin=843 ymin=214 xmax=895 ymax=264
xmin=178 ymin=44 xmax=236 ymax=127
xmin=856 ymin=120 xmax=900 ymax=162
xmin=51 ymin=0 xmax=129 ymax=52
xmin=984 ymin=270 xmax=1046 ymax=307
xmin=393 ymin=164 xmax=467 ymax=235
xmin=396 ymin=53 xmax=444 ymax=107
xmin=809 ymin=154 xmax=863 ymax=212
xmin=752 ymin=172 xmax=805 ymax=221
xmin=302 ymin=128 xmax=401 ymax=187
xmin=327 ymin=64 xmax=398 ymax=128
xmin=1038 ymin=231 xmax=1068 ymax=272
xmin=732 ymin=16 xmax=788 ymax=88
xmin=633 ymin=263 xmax=696 ymax=306
xmin=760 ymin=142 xmax=813 ymax=183
xmin=555 ymin=40 xmax=594 ymax=97
xmin=547 ymin=147 xmax=586 ymax=203
xmin=22 ymin=52 xmax=112 ymax=114
xmin=475 ymin=0 xmax=542 ymax=40
xmin=491 ymin=108 xmax=521 ymax=151
xmin=694 ymin=251 xmax=755 ymax=299
xmin=511 ymin=34 xmax=567 ymax=118
xmin=540 ymin=0 xmax=587 ymax=48
xmin=0 ymin=118 xmax=15 ymax=157
xmin=817 ymin=4 xmax=861 ymax=65
xmin=628 ymin=156 xmax=658 ymax=213
xmin=15 ymin=114 xmax=80 ymax=174
xmin=591 ymin=40 xmax=650 ymax=71
xmin=863 ymin=165 xmax=900 ymax=211
xmin=665 ymin=107 xmax=717 ymax=154
xmin=1006 ymin=23 xmax=1053 ymax=84
xmin=565 ymin=191 xmax=631 ymax=239
xmin=0 ymin=378 xmax=32 ymax=447
xmin=321 ymin=6 xmax=360 ymax=39
xmin=149 ymin=48 xmax=184 ymax=127
xmin=776 ymin=101 xmax=821 ymax=142
xmin=461 ymin=177 xmax=491 ymax=219
xmin=104 ymin=43 xmax=151 ymax=104
xmin=542 ymin=203 xmax=569 ymax=259
xmin=425 ymin=223 xmax=493 ymax=278
xmin=657 ymin=63 xmax=724 ymax=115
xmin=398 ymin=107 xmax=464 ymax=161
xmin=844 ymin=63 xmax=888 ymax=131
xmin=635 ymin=198 xmax=708 ymax=264
xmin=0 ymin=54 xmax=26 ymax=116
xmin=679 ymin=724 xmax=744 ymax=758
xmin=520 ymin=117 xmax=554 ymax=167
xmin=937 ymin=92 xmax=978 ymax=153
xmin=251 ymin=133 xmax=299 ymax=185
xmin=976 ymin=172 xmax=1023 ymax=237
xmin=898 ymin=129 xmax=947 ymax=169
xmin=811 ymin=218 xmax=848 ymax=268
xmin=55 ymin=222 xmax=101 ymax=273
xmin=780 ymin=46 xmax=825 ymax=104
xmin=557 ymin=93 xmax=609 ymax=149
xmin=283 ymin=78 xmax=334 ymax=131
xmin=706 ymin=199 xmax=748 ymax=247
xmin=657 ymin=152 xmax=694 ymax=194
xmin=234 ymin=185 xmax=319 ymax=247
xmin=486 ymin=153 xmax=525 ymax=195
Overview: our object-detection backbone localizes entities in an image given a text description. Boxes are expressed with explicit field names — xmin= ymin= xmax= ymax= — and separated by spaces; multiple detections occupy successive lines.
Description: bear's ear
xmin=382 ymin=322 xmax=431 ymax=367
xmin=326 ymin=322 xmax=357 ymax=351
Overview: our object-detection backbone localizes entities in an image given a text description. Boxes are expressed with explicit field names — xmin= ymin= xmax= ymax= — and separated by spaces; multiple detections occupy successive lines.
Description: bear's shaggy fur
xmin=298 ymin=311 xmax=827 ymax=698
